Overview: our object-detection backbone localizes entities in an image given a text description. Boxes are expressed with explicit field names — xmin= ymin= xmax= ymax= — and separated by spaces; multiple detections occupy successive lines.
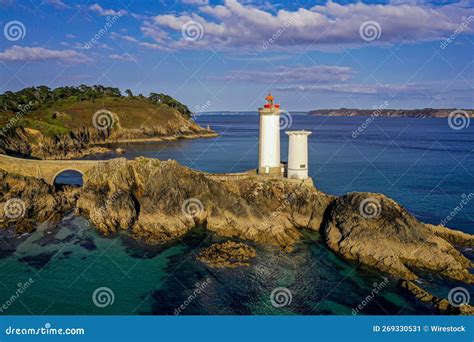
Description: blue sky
xmin=0 ymin=0 xmax=472 ymax=111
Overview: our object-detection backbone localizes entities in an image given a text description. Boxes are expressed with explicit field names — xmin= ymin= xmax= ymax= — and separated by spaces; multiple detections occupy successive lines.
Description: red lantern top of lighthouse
xmin=264 ymin=92 xmax=280 ymax=109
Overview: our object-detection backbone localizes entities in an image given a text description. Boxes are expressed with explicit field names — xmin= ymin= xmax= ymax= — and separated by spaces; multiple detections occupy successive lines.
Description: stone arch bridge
xmin=0 ymin=154 xmax=107 ymax=185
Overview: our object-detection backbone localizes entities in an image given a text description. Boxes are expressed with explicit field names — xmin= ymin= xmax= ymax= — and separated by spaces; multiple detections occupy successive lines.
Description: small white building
xmin=285 ymin=130 xmax=312 ymax=180
xmin=258 ymin=93 xmax=282 ymax=176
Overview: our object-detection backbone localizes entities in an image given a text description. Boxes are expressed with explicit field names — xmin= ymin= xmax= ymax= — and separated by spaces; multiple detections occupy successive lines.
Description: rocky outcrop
xmin=0 ymin=116 xmax=216 ymax=160
xmin=323 ymin=193 xmax=473 ymax=283
xmin=2 ymin=157 xmax=473 ymax=295
xmin=401 ymin=280 xmax=474 ymax=315
xmin=0 ymin=169 xmax=80 ymax=233
xmin=76 ymin=158 xmax=323 ymax=249
xmin=74 ymin=158 xmax=473 ymax=286
xmin=197 ymin=241 xmax=256 ymax=268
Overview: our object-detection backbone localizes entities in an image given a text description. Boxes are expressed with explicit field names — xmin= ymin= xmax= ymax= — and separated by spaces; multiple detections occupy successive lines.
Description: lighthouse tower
xmin=285 ymin=130 xmax=312 ymax=180
xmin=258 ymin=93 xmax=281 ymax=176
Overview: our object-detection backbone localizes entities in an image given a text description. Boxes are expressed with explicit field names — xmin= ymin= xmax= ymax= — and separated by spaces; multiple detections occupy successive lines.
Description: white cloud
xmin=89 ymin=3 xmax=127 ymax=17
xmin=275 ymin=81 xmax=464 ymax=99
xmin=45 ymin=0 xmax=70 ymax=9
xmin=142 ymin=0 xmax=473 ymax=51
xmin=0 ymin=46 xmax=89 ymax=63
xmin=223 ymin=65 xmax=355 ymax=83
xmin=182 ymin=0 xmax=208 ymax=5
xmin=138 ymin=42 xmax=172 ymax=52
xmin=110 ymin=32 xmax=138 ymax=43
xmin=109 ymin=53 xmax=137 ymax=62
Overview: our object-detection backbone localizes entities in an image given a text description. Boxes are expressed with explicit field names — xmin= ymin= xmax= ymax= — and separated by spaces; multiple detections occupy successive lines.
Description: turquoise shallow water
xmin=1 ymin=114 xmax=473 ymax=315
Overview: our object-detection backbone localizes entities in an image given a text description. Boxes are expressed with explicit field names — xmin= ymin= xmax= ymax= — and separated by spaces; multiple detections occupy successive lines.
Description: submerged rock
xmin=198 ymin=241 xmax=256 ymax=268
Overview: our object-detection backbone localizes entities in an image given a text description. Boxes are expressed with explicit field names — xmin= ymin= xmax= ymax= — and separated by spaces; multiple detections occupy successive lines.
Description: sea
xmin=1 ymin=113 xmax=473 ymax=315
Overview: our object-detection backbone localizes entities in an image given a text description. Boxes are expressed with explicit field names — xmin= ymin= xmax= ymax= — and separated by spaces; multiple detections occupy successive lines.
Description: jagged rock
xmin=323 ymin=192 xmax=473 ymax=283
xmin=198 ymin=241 xmax=257 ymax=268
xmin=76 ymin=158 xmax=328 ymax=250
xmin=401 ymin=280 xmax=474 ymax=315
xmin=0 ymin=169 xmax=80 ymax=233
xmin=1 ymin=158 xmax=473 ymax=294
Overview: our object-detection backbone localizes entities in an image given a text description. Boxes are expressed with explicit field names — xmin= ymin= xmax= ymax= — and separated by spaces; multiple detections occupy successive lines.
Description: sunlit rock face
xmin=323 ymin=192 xmax=473 ymax=284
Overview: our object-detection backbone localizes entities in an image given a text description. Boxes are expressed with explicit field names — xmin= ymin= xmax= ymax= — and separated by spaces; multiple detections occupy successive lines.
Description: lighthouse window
xmin=300 ymin=164 xmax=306 ymax=168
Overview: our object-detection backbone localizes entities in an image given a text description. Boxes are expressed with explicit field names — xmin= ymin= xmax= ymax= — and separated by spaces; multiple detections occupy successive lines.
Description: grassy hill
xmin=0 ymin=85 xmax=195 ymax=137
xmin=0 ymin=86 xmax=214 ymax=159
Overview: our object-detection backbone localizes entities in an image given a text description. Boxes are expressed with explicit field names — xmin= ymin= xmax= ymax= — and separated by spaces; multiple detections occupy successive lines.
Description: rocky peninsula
xmin=0 ymin=157 xmax=472 ymax=313
xmin=0 ymin=85 xmax=217 ymax=159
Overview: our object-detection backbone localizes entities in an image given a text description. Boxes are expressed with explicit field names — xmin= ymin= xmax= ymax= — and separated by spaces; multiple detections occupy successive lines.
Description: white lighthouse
xmin=258 ymin=93 xmax=282 ymax=176
xmin=285 ymin=130 xmax=312 ymax=180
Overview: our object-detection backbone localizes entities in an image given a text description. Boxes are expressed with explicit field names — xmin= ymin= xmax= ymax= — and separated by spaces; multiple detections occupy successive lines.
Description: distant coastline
xmin=308 ymin=108 xmax=474 ymax=118
xmin=203 ymin=109 xmax=474 ymax=118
